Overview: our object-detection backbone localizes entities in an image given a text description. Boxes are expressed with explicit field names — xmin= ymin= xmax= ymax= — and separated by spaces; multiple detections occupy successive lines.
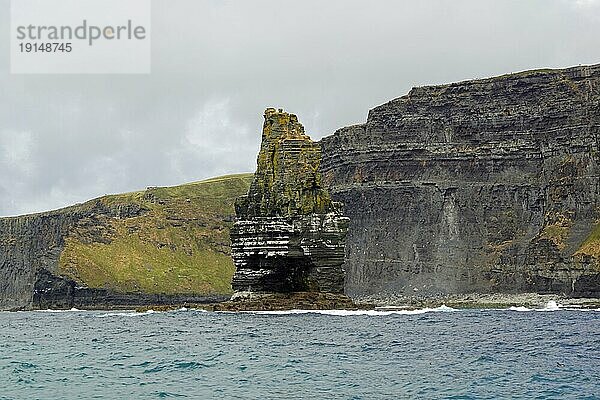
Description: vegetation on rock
xmin=231 ymin=108 xmax=349 ymax=294
xmin=577 ymin=219 xmax=600 ymax=259
xmin=58 ymin=174 xmax=253 ymax=295
xmin=236 ymin=108 xmax=333 ymax=218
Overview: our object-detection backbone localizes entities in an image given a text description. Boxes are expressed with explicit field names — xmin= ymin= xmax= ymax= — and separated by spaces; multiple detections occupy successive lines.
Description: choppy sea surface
xmin=1 ymin=303 xmax=599 ymax=399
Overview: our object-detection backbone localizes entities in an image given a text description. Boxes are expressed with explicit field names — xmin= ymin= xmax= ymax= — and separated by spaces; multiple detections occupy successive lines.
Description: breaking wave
xmin=98 ymin=310 xmax=155 ymax=317
xmin=34 ymin=308 xmax=82 ymax=313
xmin=244 ymin=305 xmax=456 ymax=316
xmin=98 ymin=308 xmax=208 ymax=317
xmin=506 ymin=300 xmax=592 ymax=312
xmin=508 ymin=306 xmax=532 ymax=312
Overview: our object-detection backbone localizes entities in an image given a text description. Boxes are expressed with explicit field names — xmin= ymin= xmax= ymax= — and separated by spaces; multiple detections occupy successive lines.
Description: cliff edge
xmin=2 ymin=64 xmax=599 ymax=310
xmin=320 ymin=64 xmax=600 ymax=298
xmin=0 ymin=174 xmax=252 ymax=310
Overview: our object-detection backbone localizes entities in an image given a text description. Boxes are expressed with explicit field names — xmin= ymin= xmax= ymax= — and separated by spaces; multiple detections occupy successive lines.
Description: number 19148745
xmin=19 ymin=42 xmax=72 ymax=52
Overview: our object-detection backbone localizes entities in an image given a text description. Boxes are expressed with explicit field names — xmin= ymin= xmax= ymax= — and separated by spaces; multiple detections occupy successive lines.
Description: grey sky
xmin=1 ymin=0 xmax=599 ymax=216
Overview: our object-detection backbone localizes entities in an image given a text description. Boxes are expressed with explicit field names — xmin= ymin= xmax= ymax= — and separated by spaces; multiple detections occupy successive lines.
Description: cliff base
xmin=136 ymin=292 xmax=366 ymax=312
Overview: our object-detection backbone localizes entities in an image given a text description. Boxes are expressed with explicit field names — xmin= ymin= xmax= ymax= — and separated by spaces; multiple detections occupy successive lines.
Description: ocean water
xmin=1 ymin=305 xmax=599 ymax=399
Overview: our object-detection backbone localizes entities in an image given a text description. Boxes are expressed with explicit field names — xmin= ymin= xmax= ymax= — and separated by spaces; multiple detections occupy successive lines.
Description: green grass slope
xmin=58 ymin=173 xmax=253 ymax=295
xmin=577 ymin=220 xmax=600 ymax=260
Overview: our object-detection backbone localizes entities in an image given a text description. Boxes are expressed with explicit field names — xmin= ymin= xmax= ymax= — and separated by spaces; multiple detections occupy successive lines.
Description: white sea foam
xmin=98 ymin=310 xmax=155 ymax=317
xmin=167 ymin=307 xmax=208 ymax=313
xmin=508 ymin=300 xmax=565 ymax=312
xmin=540 ymin=300 xmax=561 ymax=311
xmin=36 ymin=307 xmax=82 ymax=313
xmin=508 ymin=306 xmax=532 ymax=312
xmin=97 ymin=308 xmax=208 ymax=317
xmin=244 ymin=305 xmax=456 ymax=316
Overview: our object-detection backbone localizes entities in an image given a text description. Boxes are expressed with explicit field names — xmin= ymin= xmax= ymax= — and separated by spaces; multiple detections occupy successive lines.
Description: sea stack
xmin=230 ymin=108 xmax=350 ymax=296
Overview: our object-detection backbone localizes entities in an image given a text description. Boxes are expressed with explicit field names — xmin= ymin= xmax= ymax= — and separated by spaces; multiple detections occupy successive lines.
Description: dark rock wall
xmin=0 ymin=211 xmax=74 ymax=309
xmin=2 ymin=65 xmax=599 ymax=308
xmin=0 ymin=200 xmax=223 ymax=310
xmin=0 ymin=202 xmax=106 ymax=309
xmin=230 ymin=214 xmax=348 ymax=293
xmin=231 ymin=108 xmax=349 ymax=294
xmin=320 ymin=64 xmax=600 ymax=297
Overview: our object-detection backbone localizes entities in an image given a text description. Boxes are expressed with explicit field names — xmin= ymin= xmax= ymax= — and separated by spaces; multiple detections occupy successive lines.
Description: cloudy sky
xmin=0 ymin=0 xmax=599 ymax=216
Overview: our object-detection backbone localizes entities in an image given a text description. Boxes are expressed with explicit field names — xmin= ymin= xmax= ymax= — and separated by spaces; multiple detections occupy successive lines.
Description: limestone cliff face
xmin=0 ymin=175 xmax=252 ymax=310
xmin=231 ymin=108 xmax=349 ymax=294
xmin=320 ymin=64 xmax=600 ymax=298
xmin=0 ymin=205 xmax=91 ymax=310
xmin=3 ymin=64 xmax=599 ymax=308
xmin=0 ymin=201 xmax=145 ymax=309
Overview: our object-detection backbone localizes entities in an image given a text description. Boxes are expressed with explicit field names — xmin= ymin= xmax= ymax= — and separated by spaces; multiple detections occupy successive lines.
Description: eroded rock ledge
xmin=320 ymin=64 xmax=600 ymax=298
xmin=230 ymin=108 xmax=350 ymax=295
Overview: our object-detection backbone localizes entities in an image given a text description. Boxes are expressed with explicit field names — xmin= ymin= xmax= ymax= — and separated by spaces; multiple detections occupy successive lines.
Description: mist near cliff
xmin=0 ymin=0 xmax=599 ymax=216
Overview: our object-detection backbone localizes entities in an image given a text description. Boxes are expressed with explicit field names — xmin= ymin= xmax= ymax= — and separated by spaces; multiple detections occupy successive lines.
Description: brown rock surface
xmin=231 ymin=108 xmax=350 ymax=294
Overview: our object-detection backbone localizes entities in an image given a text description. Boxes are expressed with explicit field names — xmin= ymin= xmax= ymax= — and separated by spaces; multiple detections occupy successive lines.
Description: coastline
xmin=136 ymin=292 xmax=600 ymax=313
xmin=3 ymin=292 xmax=599 ymax=313
xmin=353 ymin=292 xmax=600 ymax=310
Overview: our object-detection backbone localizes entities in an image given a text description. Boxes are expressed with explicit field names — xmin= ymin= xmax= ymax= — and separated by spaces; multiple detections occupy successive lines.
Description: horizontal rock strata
xmin=0 ymin=175 xmax=252 ymax=310
xmin=0 ymin=202 xmax=141 ymax=310
xmin=231 ymin=108 xmax=349 ymax=294
xmin=320 ymin=64 xmax=600 ymax=298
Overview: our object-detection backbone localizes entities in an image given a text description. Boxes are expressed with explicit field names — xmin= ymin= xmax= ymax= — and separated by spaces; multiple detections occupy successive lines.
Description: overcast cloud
xmin=0 ymin=0 xmax=599 ymax=216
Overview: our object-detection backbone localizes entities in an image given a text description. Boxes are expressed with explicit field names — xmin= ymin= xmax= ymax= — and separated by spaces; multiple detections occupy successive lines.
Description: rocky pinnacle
xmin=231 ymin=108 xmax=349 ymax=294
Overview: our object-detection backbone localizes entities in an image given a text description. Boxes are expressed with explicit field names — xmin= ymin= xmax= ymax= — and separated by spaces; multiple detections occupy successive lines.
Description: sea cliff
xmin=1 ymin=64 xmax=599 ymax=310
xmin=320 ymin=64 xmax=600 ymax=299
xmin=0 ymin=175 xmax=252 ymax=310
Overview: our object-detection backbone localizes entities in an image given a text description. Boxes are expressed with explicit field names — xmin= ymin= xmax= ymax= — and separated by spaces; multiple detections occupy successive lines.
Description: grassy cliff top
xmin=58 ymin=173 xmax=253 ymax=295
